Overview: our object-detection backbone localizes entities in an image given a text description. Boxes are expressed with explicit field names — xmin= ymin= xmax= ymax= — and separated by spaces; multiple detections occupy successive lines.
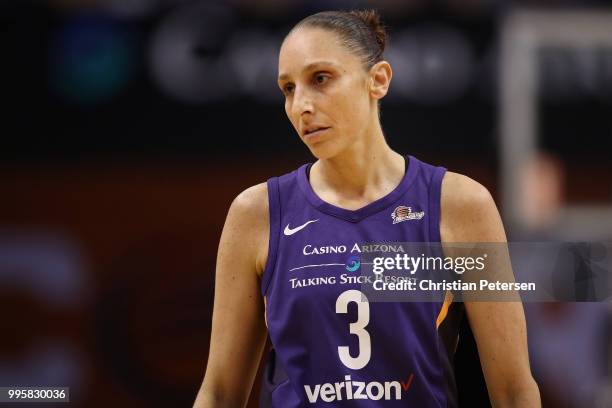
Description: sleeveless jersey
xmin=261 ymin=155 xmax=464 ymax=407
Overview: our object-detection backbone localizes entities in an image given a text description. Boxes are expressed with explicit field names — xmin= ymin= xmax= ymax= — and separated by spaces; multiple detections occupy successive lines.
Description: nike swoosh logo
xmin=284 ymin=219 xmax=319 ymax=236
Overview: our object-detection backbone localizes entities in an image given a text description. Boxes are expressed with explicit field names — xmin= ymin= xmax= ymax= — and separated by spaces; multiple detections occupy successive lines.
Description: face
xmin=277 ymin=28 xmax=374 ymax=159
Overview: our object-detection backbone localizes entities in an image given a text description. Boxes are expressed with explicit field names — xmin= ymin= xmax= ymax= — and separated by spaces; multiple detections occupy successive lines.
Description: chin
xmin=306 ymin=141 xmax=343 ymax=160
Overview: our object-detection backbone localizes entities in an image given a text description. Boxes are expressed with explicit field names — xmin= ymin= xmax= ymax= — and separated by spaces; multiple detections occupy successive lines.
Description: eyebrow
xmin=278 ymin=61 xmax=340 ymax=82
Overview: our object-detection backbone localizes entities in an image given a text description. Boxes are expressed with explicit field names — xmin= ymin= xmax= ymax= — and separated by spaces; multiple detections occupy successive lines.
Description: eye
xmin=281 ymin=83 xmax=294 ymax=96
xmin=314 ymin=73 xmax=330 ymax=85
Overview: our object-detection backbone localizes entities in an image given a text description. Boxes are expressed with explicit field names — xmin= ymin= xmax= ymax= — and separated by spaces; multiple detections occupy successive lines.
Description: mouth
xmin=303 ymin=127 xmax=331 ymax=139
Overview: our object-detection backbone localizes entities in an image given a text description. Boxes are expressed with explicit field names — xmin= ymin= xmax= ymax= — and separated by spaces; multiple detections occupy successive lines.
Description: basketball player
xmin=193 ymin=10 xmax=540 ymax=407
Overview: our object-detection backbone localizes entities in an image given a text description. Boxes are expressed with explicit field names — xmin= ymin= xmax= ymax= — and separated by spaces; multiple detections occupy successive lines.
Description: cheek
xmin=334 ymin=87 xmax=368 ymax=125
xmin=284 ymin=101 xmax=296 ymax=126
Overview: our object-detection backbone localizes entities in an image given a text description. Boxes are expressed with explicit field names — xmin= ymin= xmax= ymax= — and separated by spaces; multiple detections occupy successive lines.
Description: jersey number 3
xmin=335 ymin=289 xmax=371 ymax=370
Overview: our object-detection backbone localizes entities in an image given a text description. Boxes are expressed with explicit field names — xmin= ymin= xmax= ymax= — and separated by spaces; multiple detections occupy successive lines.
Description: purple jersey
xmin=261 ymin=155 xmax=463 ymax=407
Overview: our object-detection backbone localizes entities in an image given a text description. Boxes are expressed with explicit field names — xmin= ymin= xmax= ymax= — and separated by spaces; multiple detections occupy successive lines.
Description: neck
xmin=310 ymin=121 xmax=405 ymax=203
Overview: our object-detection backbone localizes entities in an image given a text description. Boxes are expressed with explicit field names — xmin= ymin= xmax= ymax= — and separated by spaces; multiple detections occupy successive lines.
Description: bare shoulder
xmin=224 ymin=182 xmax=270 ymax=277
xmin=230 ymin=182 xmax=269 ymax=219
xmin=440 ymin=171 xmax=506 ymax=243
xmin=440 ymin=171 xmax=492 ymax=209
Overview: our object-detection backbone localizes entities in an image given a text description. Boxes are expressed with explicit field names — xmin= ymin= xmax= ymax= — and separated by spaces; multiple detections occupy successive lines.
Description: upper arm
xmin=440 ymin=172 xmax=506 ymax=244
xmin=440 ymin=172 xmax=539 ymax=405
xmin=194 ymin=183 xmax=270 ymax=408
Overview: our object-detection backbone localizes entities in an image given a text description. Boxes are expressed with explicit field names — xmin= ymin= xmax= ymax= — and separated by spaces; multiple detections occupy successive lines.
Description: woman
xmin=194 ymin=9 xmax=540 ymax=408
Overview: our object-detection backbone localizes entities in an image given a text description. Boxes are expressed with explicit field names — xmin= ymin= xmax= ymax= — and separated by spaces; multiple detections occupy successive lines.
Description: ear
xmin=368 ymin=61 xmax=392 ymax=100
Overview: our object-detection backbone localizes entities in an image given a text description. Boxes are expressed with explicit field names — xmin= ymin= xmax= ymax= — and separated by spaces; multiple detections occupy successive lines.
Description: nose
xmin=292 ymin=85 xmax=314 ymax=117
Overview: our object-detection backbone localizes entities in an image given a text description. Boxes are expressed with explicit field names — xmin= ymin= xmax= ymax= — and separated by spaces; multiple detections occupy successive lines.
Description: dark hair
xmin=288 ymin=9 xmax=387 ymax=70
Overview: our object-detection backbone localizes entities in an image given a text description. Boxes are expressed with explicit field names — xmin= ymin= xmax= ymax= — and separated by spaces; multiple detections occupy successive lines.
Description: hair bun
xmin=350 ymin=9 xmax=387 ymax=54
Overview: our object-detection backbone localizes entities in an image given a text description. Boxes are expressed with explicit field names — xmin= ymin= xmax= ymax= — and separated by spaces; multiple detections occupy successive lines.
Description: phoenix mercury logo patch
xmin=391 ymin=206 xmax=425 ymax=224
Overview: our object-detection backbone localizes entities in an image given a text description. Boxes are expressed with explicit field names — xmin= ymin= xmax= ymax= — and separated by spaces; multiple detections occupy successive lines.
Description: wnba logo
xmin=345 ymin=255 xmax=360 ymax=272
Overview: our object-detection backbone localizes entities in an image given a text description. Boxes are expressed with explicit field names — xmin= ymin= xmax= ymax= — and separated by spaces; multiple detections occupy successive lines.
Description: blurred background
xmin=2 ymin=0 xmax=612 ymax=407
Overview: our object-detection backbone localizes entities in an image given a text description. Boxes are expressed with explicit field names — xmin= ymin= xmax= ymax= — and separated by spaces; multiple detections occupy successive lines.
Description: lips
xmin=303 ymin=126 xmax=330 ymax=137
